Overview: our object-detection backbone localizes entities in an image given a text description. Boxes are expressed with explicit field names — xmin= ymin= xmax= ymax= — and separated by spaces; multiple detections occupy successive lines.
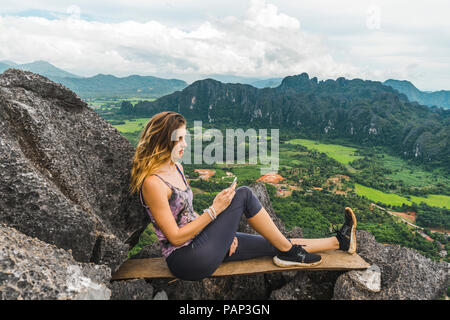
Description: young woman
xmin=129 ymin=111 xmax=357 ymax=281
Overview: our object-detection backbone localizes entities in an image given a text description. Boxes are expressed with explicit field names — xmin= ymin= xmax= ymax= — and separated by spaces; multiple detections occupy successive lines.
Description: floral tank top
xmin=139 ymin=164 xmax=197 ymax=258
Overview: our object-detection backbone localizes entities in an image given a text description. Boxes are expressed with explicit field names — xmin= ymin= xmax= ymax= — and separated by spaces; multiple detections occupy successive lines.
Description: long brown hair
xmin=129 ymin=111 xmax=186 ymax=195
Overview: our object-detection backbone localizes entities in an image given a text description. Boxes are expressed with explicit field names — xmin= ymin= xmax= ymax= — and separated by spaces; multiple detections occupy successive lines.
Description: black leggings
xmin=165 ymin=186 xmax=280 ymax=281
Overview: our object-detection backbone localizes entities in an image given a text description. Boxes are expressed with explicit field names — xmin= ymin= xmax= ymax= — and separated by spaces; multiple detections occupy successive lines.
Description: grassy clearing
xmin=229 ymin=165 xmax=263 ymax=181
xmin=109 ymin=117 xmax=150 ymax=133
xmin=123 ymin=98 xmax=156 ymax=106
xmin=287 ymin=138 xmax=448 ymax=201
xmin=355 ymin=183 xmax=450 ymax=208
xmin=355 ymin=183 xmax=412 ymax=206
xmin=278 ymin=144 xmax=305 ymax=167
xmin=88 ymin=97 xmax=156 ymax=107
xmin=382 ymin=153 xmax=449 ymax=188
xmin=286 ymin=138 xmax=362 ymax=165
xmin=409 ymin=194 xmax=450 ymax=209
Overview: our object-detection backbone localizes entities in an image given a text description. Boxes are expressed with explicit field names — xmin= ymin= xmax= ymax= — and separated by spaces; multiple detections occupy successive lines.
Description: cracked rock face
xmin=107 ymin=279 xmax=154 ymax=300
xmin=0 ymin=69 xmax=150 ymax=272
xmin=333 ymin=231 xmax=449 ymax=300
xmin=347 ymin=264 xmax=381 ymax=293
xmin=0 ymin=224 xmax=111 ymax=300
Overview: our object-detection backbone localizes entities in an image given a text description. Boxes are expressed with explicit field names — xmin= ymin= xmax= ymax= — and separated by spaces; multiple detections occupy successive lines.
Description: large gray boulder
xmin=333 ymin=230 xmax=449 ymax=300
xmin=107 ymin=279 xmax=154 ymax=300
xmin=269 ymin=270 xmax=344 ymax=300
xmin=0 ymin=224 xmax=111 ymax=300
xmin=0 ymin=69 xmax=149 ymax=272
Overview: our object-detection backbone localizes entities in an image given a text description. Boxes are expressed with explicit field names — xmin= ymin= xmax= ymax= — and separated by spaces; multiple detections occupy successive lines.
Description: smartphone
xmin=230 ymin=176 xmax=237 ymax=188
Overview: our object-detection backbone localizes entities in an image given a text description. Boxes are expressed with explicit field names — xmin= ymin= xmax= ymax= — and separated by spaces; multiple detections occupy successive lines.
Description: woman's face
xmin=171 ymin=124 xmax=188 ymax=162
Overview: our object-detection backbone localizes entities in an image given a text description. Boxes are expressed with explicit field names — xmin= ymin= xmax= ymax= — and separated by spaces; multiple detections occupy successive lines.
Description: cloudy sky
xmin=0 ymin=0 xmax=449 ymax=90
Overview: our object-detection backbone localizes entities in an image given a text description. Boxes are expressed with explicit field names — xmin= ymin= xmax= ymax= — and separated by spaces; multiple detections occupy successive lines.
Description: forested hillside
xmin=123 ymin=73 xmax=450 ymax=172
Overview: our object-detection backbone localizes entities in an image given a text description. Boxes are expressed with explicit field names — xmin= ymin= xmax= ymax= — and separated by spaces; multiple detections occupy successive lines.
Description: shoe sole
xmin=345 ymin=207 xmax=357 ymax=254
xmin=273 ymin=255 xmax=323 ymax=268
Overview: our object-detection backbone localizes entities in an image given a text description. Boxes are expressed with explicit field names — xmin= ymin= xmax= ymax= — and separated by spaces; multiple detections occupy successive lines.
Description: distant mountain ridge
xmin=201 ymin=74 xmax=283 ymax=88
xmin=384 ymin=79 xmax=450 ymax=110
xmin=129 ymin=73 xmax=450 ymax=171
xmin=51 ymin=74 xmax=187 ymax=99
xmin=0 ymin=60 xmax=187 ymax=99
xmin=0 ymin=60 xmax=81 ymax=78
xmin=250 ymin=77 xmax=283 ymax=88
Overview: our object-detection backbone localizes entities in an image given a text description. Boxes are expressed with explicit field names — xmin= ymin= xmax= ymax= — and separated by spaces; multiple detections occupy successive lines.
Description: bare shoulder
xmin=142 ymin=175 xmax=167 ymax=198
xmin=143 ymin=174 xmax=161 ymax=186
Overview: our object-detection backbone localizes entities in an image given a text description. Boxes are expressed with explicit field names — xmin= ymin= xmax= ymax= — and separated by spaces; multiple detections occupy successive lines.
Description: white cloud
xmin=0 ymin=0 xmax=449 ymax=90
xmin=0 ymin=0 xmax=362 ymax=82
xmin=244 ymin=0 xmax=300 ymax=29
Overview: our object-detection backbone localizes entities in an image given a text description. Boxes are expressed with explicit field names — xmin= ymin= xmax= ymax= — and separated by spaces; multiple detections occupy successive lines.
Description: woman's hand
xmin=211 ymin=185 xmax=236 ymax=215
xmin=229 ymin=236 xmax=238 ymax=256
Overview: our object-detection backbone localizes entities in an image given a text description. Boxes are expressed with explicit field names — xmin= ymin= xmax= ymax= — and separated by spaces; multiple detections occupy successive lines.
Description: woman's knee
xmin=234 ymin=186 xmax=262 ymax=219
xmin=235 ymin=185 xmax=252 ymax=199
xmin=227 ymin=186 xmax=252 ymax=209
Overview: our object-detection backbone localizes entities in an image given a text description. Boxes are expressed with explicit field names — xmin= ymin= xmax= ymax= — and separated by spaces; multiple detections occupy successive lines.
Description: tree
xmin=119 ymin=101 xmax=133 ymax=114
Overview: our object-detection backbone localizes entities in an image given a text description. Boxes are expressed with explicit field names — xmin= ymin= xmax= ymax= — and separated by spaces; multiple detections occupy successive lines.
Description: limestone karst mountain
xmin=128 ymin=73 xmax=450 ymax=171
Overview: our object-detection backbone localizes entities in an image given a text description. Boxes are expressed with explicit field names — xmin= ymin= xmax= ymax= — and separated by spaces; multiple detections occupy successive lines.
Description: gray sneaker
xmin=273 ymin=244 xmax=322 ymax=267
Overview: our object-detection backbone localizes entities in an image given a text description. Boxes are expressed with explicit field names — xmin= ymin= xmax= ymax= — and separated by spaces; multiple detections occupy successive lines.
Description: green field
xmin=355 ymin=183 xmax=412 ymax=206
xmin=382 ymin=153 xmax=449 ymax=187
xmin=279 ymin=147 xmax=304 ymax=167
xmin=88 ymin=97 xmax=156 ymax=107
xmin=286 ymin=138 xmax=362 ymax=165
xmin=229 ymin=165 xmax=264 ymax=181
xmin=355 ymin=183 xmax=450 ymax=208
xmin=409 ymin=194 xmax=450 ymax=209
xmin=110 ymin=117 xmax=150 ymax=133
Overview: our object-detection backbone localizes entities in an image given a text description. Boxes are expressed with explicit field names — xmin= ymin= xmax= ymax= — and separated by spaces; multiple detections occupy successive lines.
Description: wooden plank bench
xmin=111 ymin=250 xmax=370 ymax=280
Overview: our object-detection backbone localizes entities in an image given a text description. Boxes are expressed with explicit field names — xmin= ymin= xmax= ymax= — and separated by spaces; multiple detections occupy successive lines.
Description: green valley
xmin=100 ymin=108 xmax=448 ymax=263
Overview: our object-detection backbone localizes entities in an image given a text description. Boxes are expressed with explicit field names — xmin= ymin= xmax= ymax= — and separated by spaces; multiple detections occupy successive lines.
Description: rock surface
xmin=0 ymin=69 xmax=150 ymax=272
xmin=0 ymin=224 xmax=111 ymax=300
xmin=269 ymin=271 xmax=344 ymax=300
xmin=153 ymin=290 xmax=169 ymax=300
xmin=107 ymin=279 xmax=154 ymax=300
xmin=149 ymin=275 xmax=269 ymax=300
xmin=333 ymin=230 xmax=449 ymax=300
xmin=347 ymin=264 xmax=381 ymax=293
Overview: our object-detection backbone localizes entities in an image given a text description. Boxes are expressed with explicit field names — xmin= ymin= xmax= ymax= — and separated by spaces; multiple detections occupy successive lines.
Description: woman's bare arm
xmin=142 ymin=176 xmax=213 ymax=247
